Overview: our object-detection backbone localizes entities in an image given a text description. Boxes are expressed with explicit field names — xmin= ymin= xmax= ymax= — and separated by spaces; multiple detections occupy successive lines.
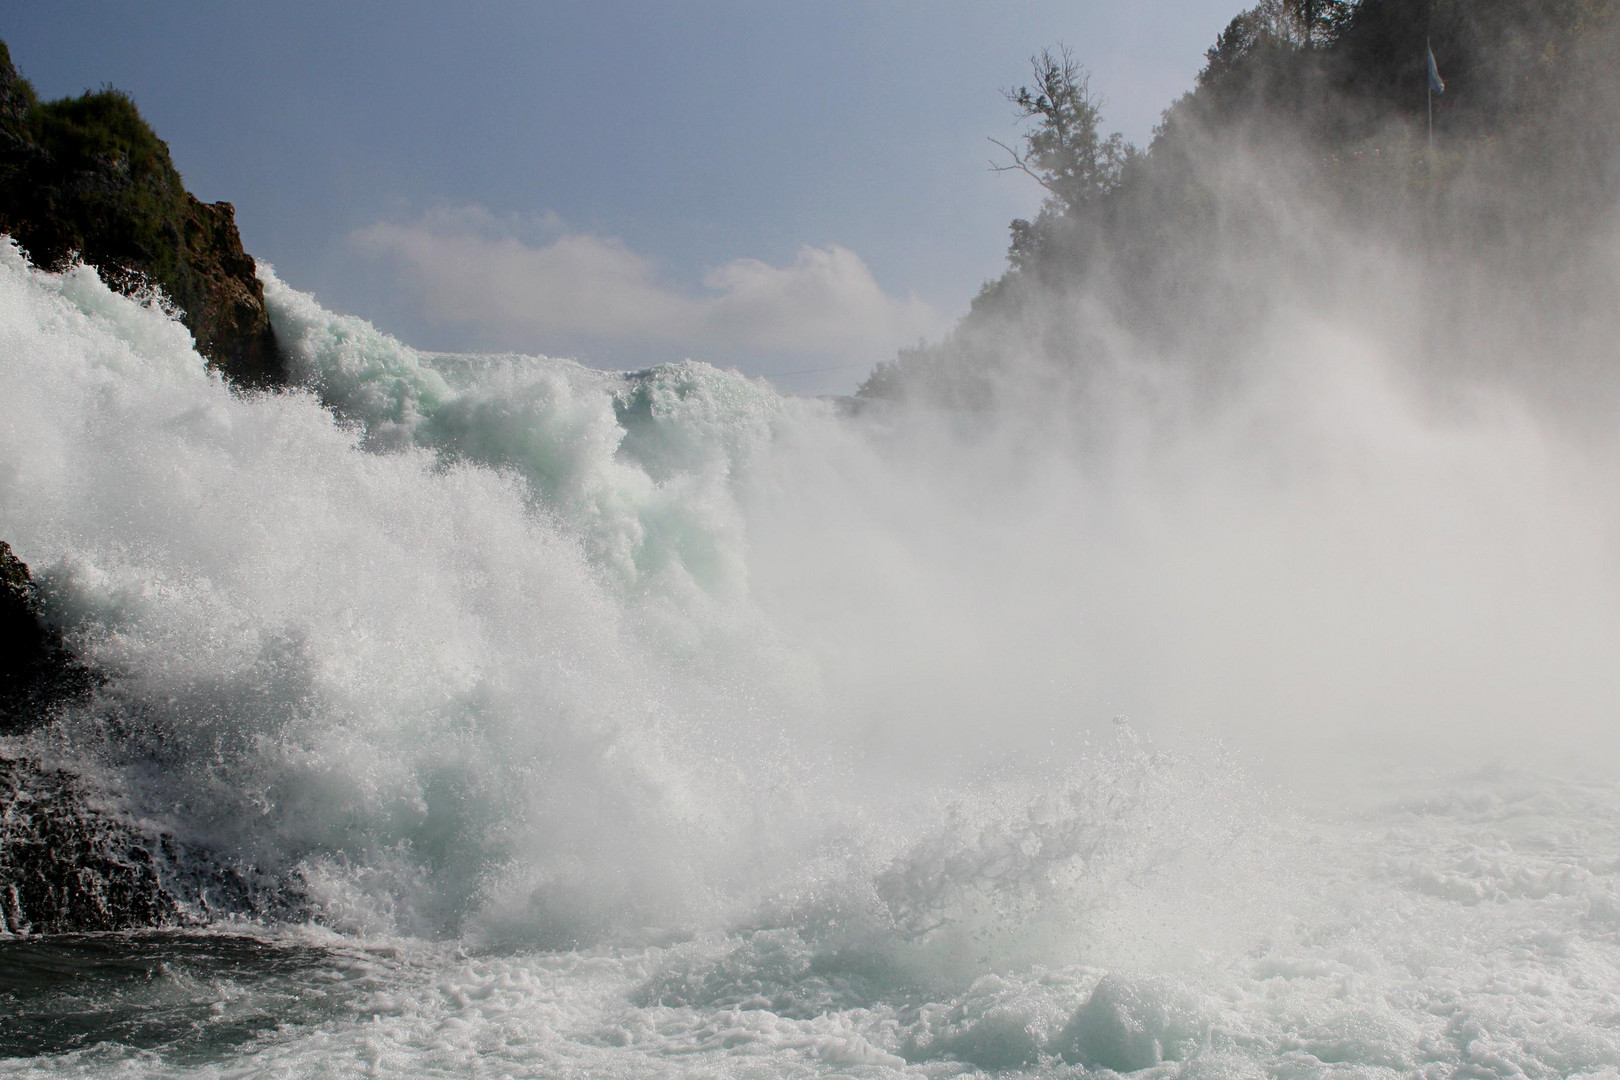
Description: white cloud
xmin=352 ymin=207 xmax=946 ymax=361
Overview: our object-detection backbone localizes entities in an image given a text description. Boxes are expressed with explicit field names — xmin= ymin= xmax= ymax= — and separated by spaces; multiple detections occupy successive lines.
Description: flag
xmin=1426 ymin=41 xmax=1446 ymax=94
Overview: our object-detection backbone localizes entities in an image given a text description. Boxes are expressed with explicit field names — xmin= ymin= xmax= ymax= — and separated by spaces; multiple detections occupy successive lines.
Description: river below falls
xmin=4 ymin=765 xmax=1619 ymax=1080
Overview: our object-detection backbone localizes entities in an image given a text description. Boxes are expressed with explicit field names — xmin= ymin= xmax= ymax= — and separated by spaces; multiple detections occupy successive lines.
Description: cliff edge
xmin=0 ymin=39 xmax=284 ymax=387
xmin=0 ymin=37 xmax=296 ymax=931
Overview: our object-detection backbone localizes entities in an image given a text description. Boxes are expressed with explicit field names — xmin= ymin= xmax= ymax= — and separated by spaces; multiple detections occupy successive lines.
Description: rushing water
xmin=3 ymin=240 xmax=1620 ymax=1077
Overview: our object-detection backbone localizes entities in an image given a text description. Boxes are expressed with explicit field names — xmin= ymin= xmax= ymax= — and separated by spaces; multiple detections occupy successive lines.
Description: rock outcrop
xmin=0 ymin=756 xmax=186 ymax=934
xmin=0 ymin=39 xmax=284 ymax=387
xmin=0 ymin=42 xmax=310 ymax=934
xmin=0 ymin=541 xmax=94 ymax=737
xmin=2 ymin=545 xmax=292 ymax=933
xmin=2 ymin=543 xmax=160 ymax=934
xmin=0 ymin=749 xmax=296 ymax=935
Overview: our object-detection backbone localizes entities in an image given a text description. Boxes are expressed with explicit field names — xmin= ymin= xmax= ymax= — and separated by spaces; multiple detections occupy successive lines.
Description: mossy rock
xmin=0 ymin=39 xmax=283 ymax=387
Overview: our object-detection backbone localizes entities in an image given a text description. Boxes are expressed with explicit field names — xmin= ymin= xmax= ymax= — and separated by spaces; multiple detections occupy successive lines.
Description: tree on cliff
xmin=988 ymin=46 xmax=1137 ymax=279
xmin=991 ymin=46 xmax=1134 ymax=218
xmin=859 ymin=0 xmax=1620 ymax=405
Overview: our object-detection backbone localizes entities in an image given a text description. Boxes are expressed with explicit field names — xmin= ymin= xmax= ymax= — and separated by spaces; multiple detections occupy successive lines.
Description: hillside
xmin=0 ymin=40 xmax=282 ymax=387
xmin=861 ymin=0 xmax=1620 ymax=410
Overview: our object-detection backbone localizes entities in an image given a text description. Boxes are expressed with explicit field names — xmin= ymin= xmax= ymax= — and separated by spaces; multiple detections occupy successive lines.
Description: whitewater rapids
xmin=3 ymin=241 xmax=1620 ymax=1077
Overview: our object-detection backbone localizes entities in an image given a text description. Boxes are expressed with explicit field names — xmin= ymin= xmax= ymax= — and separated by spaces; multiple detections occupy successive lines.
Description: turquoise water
xmin=2 ymin=242 xmax=1620 ymax=1076
xmin=5 ymin=768 xmax=1620 ymax=1078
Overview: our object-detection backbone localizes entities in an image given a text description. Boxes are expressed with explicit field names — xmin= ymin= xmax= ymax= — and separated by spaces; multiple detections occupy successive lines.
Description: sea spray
xmin=5 ymin=239 xmax=1620 ymax=1074
xmin=0 ymin=240 xmax=799 ymax=939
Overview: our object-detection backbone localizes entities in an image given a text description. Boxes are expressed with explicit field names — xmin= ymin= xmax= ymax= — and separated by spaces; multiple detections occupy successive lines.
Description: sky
xmin=1 ymin=1 xmax=1241 ymax=394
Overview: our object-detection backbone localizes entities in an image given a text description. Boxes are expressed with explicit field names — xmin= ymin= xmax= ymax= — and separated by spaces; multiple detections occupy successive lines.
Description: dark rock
xmin=0 ymin=541 xmax=95 ymax=737
xmin=0 ymin=39 xmax=284 ymax=388
xmin=0 ymin=753 xmax=304 ymax=934
xmin=0 ymin=40 xmax=308 ymax=934
xmin=0 ymin=542 xmax=168 ymax=934
xmin=0 ymin=756 xmax=185 ymax=934
xmin=2 ymin=542 xmax=298 ymax=933
xmin=177 ymin=198 xmax=284 ymax=387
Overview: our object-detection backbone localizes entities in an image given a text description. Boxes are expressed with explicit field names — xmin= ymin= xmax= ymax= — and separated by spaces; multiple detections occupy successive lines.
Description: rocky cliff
xmin=0 ymin=38 xmax=295 ymax=932
xmin=0 ymin=39 xmax=284 ymax=387
xmin=1 ymin=542 xmax=95 ymax=737
xmin=2 ymin=544 xmax=290 ymax=933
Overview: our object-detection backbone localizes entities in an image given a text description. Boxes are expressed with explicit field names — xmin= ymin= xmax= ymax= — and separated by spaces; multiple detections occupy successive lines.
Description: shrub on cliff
xmin=0 ymin=39 xmax=283 ymax=387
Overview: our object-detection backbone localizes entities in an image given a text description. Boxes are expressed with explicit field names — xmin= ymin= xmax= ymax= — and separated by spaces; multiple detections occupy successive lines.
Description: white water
xmin=3 ymin=239 xmax=1620 ymax=1076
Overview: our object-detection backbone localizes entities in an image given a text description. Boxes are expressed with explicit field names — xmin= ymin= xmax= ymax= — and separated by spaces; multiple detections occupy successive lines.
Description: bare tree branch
xmin=987 ymin=138 xmax=1058 ymax=194
xmin=986 ymin=43 xmax=1131 ymax=217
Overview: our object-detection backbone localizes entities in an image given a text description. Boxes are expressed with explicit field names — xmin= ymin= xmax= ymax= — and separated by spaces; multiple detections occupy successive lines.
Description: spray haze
xmin=4 ymin=5 xmax=1620 ymax=1074
xmin=859 ymin=0 xmax=1620 ymax=774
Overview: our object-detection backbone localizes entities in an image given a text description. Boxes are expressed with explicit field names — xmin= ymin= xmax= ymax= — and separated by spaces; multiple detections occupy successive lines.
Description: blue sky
xmin=1 ymin=1 xmax=1240 ymax=393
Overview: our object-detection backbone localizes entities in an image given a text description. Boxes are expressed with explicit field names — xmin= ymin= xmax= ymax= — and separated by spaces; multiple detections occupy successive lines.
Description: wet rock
xmin=0 ymin=40 xmax=300 ymax=935
xmin=0 ymin=541 xmax=94 ymax=736
xmin=0 ymin=750 xmax=305 ymax=935
xmin=2 ymin=543 xmax=297 ymax=933
xmin=0 ymin=756 xmax=184 ymax=934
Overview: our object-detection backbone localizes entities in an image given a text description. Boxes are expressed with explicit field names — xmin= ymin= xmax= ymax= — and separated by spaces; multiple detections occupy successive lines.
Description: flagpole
xmin=1426 ymin=0 xmax=1435 ymax=163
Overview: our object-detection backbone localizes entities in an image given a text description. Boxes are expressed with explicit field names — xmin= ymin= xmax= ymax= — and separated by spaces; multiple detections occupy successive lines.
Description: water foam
xmin=0 ymin=242 xmax=800 ymax=940
xmin=5 ymin=241 xmax=1620 ymax=1075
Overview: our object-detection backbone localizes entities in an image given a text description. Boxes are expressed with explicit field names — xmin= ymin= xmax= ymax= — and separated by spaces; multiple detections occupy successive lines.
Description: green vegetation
xmin=0 ymin=39 xmax=282 ymax=386
xmin=991 ymin=47 xmax=1137 ymax=237
xmin=8 ymin=84 xmax=191 ymax=285
xmin=862 ymin=0 xmax=1620 ymax=406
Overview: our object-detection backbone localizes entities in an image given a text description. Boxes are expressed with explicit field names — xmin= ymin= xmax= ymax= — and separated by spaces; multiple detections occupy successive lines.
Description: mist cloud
xmin=353 ymin=206 xmax=946 ymax=361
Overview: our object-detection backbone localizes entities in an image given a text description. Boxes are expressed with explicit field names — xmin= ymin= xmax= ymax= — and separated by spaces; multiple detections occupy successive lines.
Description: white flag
xmin=1427 ymin=42 xmax=1446 ymax=94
